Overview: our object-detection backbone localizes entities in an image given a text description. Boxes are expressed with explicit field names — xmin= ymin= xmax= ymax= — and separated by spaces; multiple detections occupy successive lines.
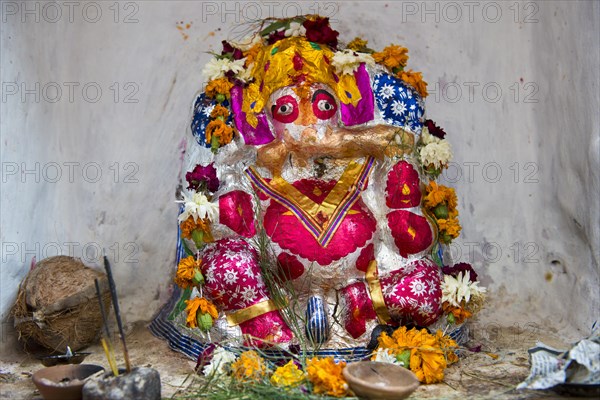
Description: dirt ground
xmin=0 ymin=322 xmax=583 ymax=399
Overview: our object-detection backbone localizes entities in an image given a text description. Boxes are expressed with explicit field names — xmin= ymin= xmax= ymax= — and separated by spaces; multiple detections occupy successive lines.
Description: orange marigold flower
xmin=437 ymin=217 xmax=462 ymax=239
xmin=306 ymin=357 xmax=348 ymax=397
xmin=270 ymin=360 xmax=305 ymax=388
xmin=442 ymin=301 xmax=473 ymax=326
xmin=231 ymin=350 xmax=267 ymax=382
xmin=347 ymin=37 xmax=368 ymax=51
xmin=174 ymin=255 xmax=201 ymax=289
xmin=205 ymin=119 xmax=234 ymax=146
xmin=210 ymin=104 xmax=230 ymax=119
xmin=185 ymin=296 xmax=218 ymax=328
xmin=376 ymin=327 xmax=458 ymax=384
xmin=180 ymin=216 xmax=214 ymax=242
xmin=244 ymin=43 xmax=261 ymax=66
xmin=205 ymin=78 xmax=233 ymax=99
xmin=400 ymin=69 xmax=428 ymax=98
xmin=424 ymin=181 xmax=458 ymax=210
xmin=373 ymin=44 xmax=409 ymax=70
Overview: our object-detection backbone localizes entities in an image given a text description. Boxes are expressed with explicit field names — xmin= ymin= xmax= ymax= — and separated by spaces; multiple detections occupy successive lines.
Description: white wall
xmin=1 ymin=1 xmax=598 ymax=351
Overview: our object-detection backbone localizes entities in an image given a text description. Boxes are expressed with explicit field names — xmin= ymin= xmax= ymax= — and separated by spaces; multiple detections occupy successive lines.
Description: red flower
xmin=267 ymin=29 xmax=286 ymax=45
xmin=221 ymin=40 xmax=243 ymax=60
xmin=302 ymin=17 xmax=339 ymax=48
xmin=442 ymin=262 xmax=478 ymax=282
xmin=425 ymin=119 xmax=446 ymax=139
xmin=186 ymin=163 xmax=219 ymax=192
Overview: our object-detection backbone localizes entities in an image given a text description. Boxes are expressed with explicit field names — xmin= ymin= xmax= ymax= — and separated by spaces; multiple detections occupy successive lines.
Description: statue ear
xmin=230 ymin=86 xmax=275 ymax=146
xmin=191 ymin=93 xmax=229 ymax=148
xmin=339 ymin=64 xmax=375 ymax=126
xmin=372 ymin=72 xmax=425 ymax=134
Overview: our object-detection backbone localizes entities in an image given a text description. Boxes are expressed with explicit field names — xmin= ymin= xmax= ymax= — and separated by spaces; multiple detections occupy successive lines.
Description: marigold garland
xmin=374 ymin=327 xmax=458 ymax=384
xmin=180 ymin=216 xmax=214 ymax=242
xmin=347 ymin=37 xmax=368 ymax=52
xmin=205 ymin=119 xmax=234 ymax=145
xmin=442 ymin=301 xmax=473 ymax=324
xmin=423 ymin=181 xmax=461 ymax=243
xmin=400 ymin=69 xmax=428 ymax=97
xmin=306 ymin=357 xmax=348 ymax=397
xmin=185 ymin=296 xmax=218 ymax=328
xmin=231 ymin=350 xmax=268 ymax=382
xmin=270 ymin=360 xmax=306 ymax=388
xmin=373 ymin=44 xmax=409 ymax=70
xmin=174 ymin=255 xmax=201 ymax=289
xmin=210 ymin=104 xmax=230 ymax=119
xmin=205 ymin=78 xmax=233 ymax=99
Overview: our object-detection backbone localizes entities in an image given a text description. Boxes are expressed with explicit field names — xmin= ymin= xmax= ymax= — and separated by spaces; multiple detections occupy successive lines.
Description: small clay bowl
xmin=343 ymin=361 xmax=420 ymax=399
xmin=40 ymin=352 xmax=92 ymax=367
xmin=32 ymin=364 xmax=104 ymax=400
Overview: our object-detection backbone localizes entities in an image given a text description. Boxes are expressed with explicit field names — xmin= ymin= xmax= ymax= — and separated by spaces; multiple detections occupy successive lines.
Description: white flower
xmin=331 ymin=50 xmax=375 ymax=75
xmin=442 ymin=271 xmax=486 ymax=307
xmin=419 ymin=139 xmax=453 ymax=168
xmin=177 ymin=192 xmax=219 ymax=223
xmin=202 ymin=347 xmax=237 ymax=376
xmin=235 ymin=66 xmax=253 ymax=83
xmin=202 ymin=57 xmax=246 ymax=81
xmin=230 ymin=34 xmax=262 ymax=51
xmin=373 ymin=348 xmax=404 ymax=366
xmin=284 ymin=21 xmax=306 ymax=37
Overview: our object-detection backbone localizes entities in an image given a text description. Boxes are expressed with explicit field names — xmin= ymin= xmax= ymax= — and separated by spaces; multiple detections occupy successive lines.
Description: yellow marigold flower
xmin=185 ymin=296 xmax=218 ymax=329
xmin=210 ymin=104 xmax=230 ymax=119
xmin=231 ymin=350 xmax=267 ymax=382
xmin=424 ymin=181 xmax=458 ymax=211
xmin=270 ymin=360 xmax=305 ymax=388
xmin=205 ymin=119 xmax=234 ymax=146
xmin=306 ymin=357 xmax=348 ymax=397
xmin=437 ymin=217 xmax=462 ymax=239
xmin=373 ymin=44 xmax=409 ymax=70
xmin=205 ymin=78 xmax=233 ymax=99
xmin=174 ymin=256 xmax=201 ymax=289
xmin=244 ymin=43 xmax=261 ymax=66
xmin=442 ymin=301 xmax=473 ymax=325
xmin=400 ymin=69 xmax=428 ymax=98
xmin=347 ymin=37 xmax=368 ymax=51
xmin=180 ymin=216 xmax=214 ymax=242
xmin=376 ymin=327 xmax=458 ymax=384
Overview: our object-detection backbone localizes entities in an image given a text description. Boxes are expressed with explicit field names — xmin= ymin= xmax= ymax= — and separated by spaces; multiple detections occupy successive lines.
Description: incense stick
xmin=103 ymin=254 xmax=132 ymax=373
xmin=94 ymin=278 xmax=119 ymax=376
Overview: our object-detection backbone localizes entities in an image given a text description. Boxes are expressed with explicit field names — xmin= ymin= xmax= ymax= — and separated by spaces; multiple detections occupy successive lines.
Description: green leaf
xmin=181 ymin=239 xmax=194 ymax=256
xmin=396 ymin=349 xmax=411 ymax=368
xmin=192 ymin=229 xmax=204 ymax=248
xmin=260 ymin=20 xmax=288 ymax=36
xmin=168 ymin=287 xmax=192 ymax=321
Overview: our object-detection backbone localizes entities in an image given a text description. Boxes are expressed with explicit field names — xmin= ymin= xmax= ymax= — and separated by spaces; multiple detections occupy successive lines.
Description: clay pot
xmin=32 ymin=364 xmax=104 ymax=400
xmin=343 ymin=361 xmax=419 ymax=399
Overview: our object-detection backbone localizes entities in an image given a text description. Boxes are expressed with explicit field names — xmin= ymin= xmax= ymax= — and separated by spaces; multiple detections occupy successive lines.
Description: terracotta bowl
xmin=343 ymin=361 xmax=420 ymax=399
xmin=32 ymin=364 xmax=104 ymax=400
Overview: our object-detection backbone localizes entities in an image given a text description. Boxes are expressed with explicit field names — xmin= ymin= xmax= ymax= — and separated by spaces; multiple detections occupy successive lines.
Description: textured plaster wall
xmin=1 ymin=1 xmax=598 ymax=352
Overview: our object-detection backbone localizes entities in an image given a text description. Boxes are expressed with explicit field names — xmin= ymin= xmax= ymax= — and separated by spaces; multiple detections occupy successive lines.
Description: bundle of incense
xmin=94 ymin=279 xmax=118 ymax=376
xmin=103 ymin=254 xmax=132 ymax=373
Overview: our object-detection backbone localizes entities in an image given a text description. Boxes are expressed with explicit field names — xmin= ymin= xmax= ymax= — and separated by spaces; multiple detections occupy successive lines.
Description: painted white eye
xmin=278 ymin=104 xmax=294 ymax=115
xmin=317 ymin=100 xmax=334 ymax=112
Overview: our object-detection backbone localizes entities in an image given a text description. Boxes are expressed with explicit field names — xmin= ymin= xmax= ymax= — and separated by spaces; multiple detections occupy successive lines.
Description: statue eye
xmin=271 ymin=95 xmax=299 ymax=123
xmin=312 ymin=90 xmax=337 ymax=120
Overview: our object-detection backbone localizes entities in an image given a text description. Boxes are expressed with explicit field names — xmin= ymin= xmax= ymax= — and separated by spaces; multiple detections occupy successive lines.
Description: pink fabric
xmin=263 ymin=179 xmax=376 ymax=265
xmin=380 ymin=259 xmax=442 ymax=326
xmin=386 ymin=161 xmax=422 ymax=208
xmin=387 ymin=210 xmax=434 ymax=257
xmin=219 ymin=190 xmax=256 ymax=238
xmin=201 ymin=238 xmax=292 ymax=346
xmin=340 ymin=281 xmax=377 ymax=338
xmin=230 ymin=85 xmax=275 ymax=145
xmin=339 ymin=64 xmax=375 ymax=126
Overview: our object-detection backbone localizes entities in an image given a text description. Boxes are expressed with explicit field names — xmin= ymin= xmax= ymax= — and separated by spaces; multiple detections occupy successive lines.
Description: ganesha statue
xmin=161 ymin=16 xmax=479 ymax=353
